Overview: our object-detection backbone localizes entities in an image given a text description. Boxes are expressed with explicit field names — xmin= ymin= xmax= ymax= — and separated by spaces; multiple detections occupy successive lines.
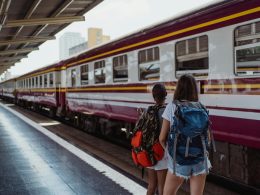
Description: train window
xmin=32 ymin=77 xmax=34 ymax=88
xmin=44 ymin=74 xmax=48 ymax=87
xmin=36 ymin=76 xmax=38 ymax=88
xmin=175 ymin=35 xmax=208 ymax=78
xmin=80 ymin=64 xmax=88 ymax=85
xmin=71 ymin=69 xmax=77 ymax=87
xmin=113 ymin=54 xmax=128 ymax=82
xmin=138 ymin=47 xmax=160 ymax=81
xmin=40 ymin=75 xmax=43 ymax=88
xmin=256 ymin=22 xmax=260 ymax=33
xmin=49 ymin=73 xmax=54 ymax=87
xmin=234 ymin=22 xmax=260 ymax=75
xmin=94 ymin=60 xmax=105 ymax=84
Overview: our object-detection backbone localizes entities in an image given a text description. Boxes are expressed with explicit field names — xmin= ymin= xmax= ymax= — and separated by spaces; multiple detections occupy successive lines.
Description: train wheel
xmin=83 ymin=117 xmax=97 ymax=134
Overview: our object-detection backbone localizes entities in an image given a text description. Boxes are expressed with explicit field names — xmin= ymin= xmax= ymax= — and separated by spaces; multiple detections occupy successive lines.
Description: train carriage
xmin=65 ymin=0 xmax=260 ymax=145
xmin=15 ymin=62 xmax=65 ymax=116
xmin=0 ymin=77 xmax=16 ymax=102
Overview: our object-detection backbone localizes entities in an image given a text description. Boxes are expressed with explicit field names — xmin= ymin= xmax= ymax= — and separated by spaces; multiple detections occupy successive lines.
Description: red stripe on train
xmin=211 ymin=115 xmax=260 ymax=149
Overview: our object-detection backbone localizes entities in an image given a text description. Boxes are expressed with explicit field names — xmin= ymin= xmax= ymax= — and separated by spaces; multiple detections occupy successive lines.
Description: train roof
xmin=0 ymin=77 xmax=16 ymax=84
xmin=66 ymin=0 xmax=259 ymax=67
xmin=2 ymin=0 xmax=259 ymax=80
xmin=79 ymin=0 xmax=226 ymax=53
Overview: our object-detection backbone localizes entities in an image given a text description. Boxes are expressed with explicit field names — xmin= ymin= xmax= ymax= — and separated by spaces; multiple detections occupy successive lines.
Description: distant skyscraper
xmin=69 ymin=42 xmax=87 ymax=56
xmin=59 ymin=32 xmax=85 ymax=60
xmin=87 ymin=28 xmax=110 ymax=49
xmin=102 ymin=35 xmax=110 ymax=43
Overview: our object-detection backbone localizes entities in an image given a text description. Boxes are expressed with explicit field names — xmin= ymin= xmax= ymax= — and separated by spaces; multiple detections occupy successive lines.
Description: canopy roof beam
xmin=0 ymin=47 xmax=38 ymax=55
xmin=3 ymin=0 xmax=43 ymax=51
xmin=0 ymin=56 xmax=27 ymax=62
xmin=5 ymin=16 xmax=85 ymax=28
xmin=0 ymin=61 xmax=20 ymax=66
xmin=0 ymin=36 xmax=55 ymax=46
xmin=0 ymin=65 xmax=12 ymax=69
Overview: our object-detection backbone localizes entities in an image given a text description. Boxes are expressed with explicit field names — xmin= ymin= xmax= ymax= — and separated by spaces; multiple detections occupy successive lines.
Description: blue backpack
xmin=167 ymin=100 xmax=216 ymax=174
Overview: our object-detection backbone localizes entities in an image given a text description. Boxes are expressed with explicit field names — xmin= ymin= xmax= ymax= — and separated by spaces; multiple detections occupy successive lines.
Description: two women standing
xmin=144 ymin=74 xmax=211 ymax=195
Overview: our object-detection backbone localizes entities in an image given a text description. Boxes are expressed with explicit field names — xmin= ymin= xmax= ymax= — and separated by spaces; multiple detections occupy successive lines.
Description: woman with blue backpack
xmin=159 ymin=74 xmax=213 ymax=195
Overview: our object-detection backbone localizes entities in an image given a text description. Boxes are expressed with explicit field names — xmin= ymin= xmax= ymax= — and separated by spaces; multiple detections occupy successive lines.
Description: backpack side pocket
xmin=131 ymin=130 xmax=142 ymax=147
xmin=137 ymin=150 xmax=153 ymax=167
xmin=152 ymin=142 xmax=164 ymax=161
xmin=131 ymin=149 xmax=139 ymax=166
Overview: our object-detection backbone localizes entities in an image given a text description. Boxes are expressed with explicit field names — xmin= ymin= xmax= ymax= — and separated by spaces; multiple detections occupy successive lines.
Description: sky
xmin=6 ymin=0 xmax=217 ymax=78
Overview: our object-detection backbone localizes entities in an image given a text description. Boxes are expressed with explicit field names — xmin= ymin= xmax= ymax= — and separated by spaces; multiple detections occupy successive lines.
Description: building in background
xmin=69 ymin=42 xmax=88 ymax=56
xmin=87 ymin=28 xmax=110 ymax=49
xmin=102 ymin=35 xmax=110 ymax=43
xmin=59 ymin=32 xmax=85 ymax=60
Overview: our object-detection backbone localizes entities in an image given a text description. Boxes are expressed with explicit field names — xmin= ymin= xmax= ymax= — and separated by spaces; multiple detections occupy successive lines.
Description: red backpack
xmin=131 ymin=105 xmax=165 ymax=167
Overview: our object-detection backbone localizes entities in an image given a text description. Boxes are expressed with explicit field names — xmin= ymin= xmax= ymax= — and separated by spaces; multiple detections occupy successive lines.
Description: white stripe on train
xmin=67 ymin=97 xmax=260 ymax=121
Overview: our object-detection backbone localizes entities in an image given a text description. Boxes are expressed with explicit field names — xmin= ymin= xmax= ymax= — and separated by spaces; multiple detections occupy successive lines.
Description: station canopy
xmin=0 ymin=0 xmax=103 ymax=75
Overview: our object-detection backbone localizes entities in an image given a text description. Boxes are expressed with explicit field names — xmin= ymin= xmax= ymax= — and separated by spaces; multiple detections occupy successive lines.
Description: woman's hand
xmin=137 ymin=108 xmax=144 ymax=116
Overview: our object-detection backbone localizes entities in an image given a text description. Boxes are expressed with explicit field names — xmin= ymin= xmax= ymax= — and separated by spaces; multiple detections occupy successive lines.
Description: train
xmin=0 ymin=0 xmax=259 ymax=189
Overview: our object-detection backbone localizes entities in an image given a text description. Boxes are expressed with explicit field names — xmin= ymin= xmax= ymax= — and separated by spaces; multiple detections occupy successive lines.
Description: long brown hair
xmin=173 ymin=74 xmax=198 ymax=101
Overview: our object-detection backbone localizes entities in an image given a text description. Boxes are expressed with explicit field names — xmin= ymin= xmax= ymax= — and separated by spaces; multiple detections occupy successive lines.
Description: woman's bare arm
xmin=159 ymin=119 xmax=170 ymax=149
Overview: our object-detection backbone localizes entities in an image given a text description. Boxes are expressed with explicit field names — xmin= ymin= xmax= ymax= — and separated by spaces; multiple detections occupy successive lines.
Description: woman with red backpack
xmin=146 ymin=83 xmax=168 ymax=195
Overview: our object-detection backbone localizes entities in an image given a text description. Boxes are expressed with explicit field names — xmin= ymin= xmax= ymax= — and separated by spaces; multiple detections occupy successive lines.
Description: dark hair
xmin=173 ymin=74 xmax=198 ymax=101
xmin=152 ymin=83 xmax=167 ymax=103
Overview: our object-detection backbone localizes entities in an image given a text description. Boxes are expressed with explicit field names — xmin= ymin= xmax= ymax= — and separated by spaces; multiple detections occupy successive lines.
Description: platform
xmin=0 ymin=103 xmax=146 ymax=195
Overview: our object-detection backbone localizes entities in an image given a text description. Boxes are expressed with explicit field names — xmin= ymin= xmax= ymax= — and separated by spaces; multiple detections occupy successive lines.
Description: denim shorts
xmin=167 ymin=152 xmax=212 ymax=180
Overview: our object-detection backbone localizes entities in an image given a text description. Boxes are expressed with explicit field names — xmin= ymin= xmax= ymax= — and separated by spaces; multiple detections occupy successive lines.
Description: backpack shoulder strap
xmin=197 ymin=102 xmax=217 ymax=152
xmin=132 ymin=110 xmax=148 ymax=135
xmin=197 ymin=102 xmax=209 ymax=114
xmin=173 ymin=100 xmax=181 ymax=107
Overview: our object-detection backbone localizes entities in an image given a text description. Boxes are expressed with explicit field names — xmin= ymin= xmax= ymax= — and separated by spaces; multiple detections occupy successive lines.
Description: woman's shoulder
xmin=165 ymin=101 xmax=176 ymax=111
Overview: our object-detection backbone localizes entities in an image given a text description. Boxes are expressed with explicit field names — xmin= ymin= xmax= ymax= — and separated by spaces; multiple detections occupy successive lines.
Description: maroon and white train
xmin=0 ymin=0 xmax=259 ymax=187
